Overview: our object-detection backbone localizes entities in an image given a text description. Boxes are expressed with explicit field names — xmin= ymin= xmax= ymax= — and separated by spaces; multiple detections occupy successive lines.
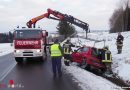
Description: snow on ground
xmin=0 ymin=43 xmax=13 ymax=56
xmin=71 ymin=31 xmax=130 ymax=84
xmin=0 ymin=31 xmax=129 ymax=89
xmin=63 ymin=64 xmax=123 ymax=90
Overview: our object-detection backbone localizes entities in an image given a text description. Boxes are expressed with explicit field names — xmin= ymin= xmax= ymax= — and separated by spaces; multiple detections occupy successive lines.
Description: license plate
xmin=24 ymin=50 xmax=31 ymax=52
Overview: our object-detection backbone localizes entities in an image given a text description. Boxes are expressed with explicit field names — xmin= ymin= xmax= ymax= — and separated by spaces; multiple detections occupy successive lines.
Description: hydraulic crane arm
xmin=27 ymin=13 xmax=48 ymax=28
xmin=27 ymin=9 xmax=64 ymax=28
xmin=27 ymin=8 xmax=89 ymax=38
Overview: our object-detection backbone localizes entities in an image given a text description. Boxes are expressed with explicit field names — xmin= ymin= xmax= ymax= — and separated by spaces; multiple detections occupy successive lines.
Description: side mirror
xmin=10 ymin=43 xmax=13 ymax=46
xmin=46 ymin=46 xmax=50 ymax=49
xmin=46 ymin=32 xmax=48 ymax=36
xmin=74 ymin=50 xmax=77 ymax=52
xmin=42 ymin=30 xmax=48 ymax=37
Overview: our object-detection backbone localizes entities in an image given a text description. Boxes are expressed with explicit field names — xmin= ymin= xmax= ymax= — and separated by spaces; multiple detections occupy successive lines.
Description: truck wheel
xmin=15 ymin=57 xmax=23 ymax=64
xmin=39 ymin=56 xmax=46 ymax=62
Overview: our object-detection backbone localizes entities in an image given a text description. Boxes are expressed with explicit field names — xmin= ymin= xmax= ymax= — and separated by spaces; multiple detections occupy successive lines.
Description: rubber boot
xmin=58 ymin=72 xmax=62 ymax=78
xmin=53 ymin=73 xmax=56 ymax=79
xmin=120 ymin=50 xmax=122 ymax=54
xmin=66 ymin=61 xmax=70 ymax=66
xmin=64 ymin=61 xmax=69 ymax=66
xmin=117 ymin=50 xmax=120 ymax=54
xmin=118 ymin=50 xmax=122 ymax=54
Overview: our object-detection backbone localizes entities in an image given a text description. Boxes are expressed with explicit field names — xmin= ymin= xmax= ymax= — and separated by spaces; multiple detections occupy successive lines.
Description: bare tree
xmin=109 ymin=0 xmax=130 ymax=33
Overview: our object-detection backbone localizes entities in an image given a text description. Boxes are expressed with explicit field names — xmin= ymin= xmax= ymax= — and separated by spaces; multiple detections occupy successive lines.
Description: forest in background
xmin=109 ymin=0 xmax=130 ymax=33
xmin=0 ymin=32 xmax=13 ymax=43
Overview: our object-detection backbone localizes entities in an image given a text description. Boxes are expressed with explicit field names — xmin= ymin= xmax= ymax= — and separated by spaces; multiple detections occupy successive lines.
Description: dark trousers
xmin=51 ymin=57 xmax=62 ymax=76
xmin=64 ymin=54 xmax=71 ymax=66
xmin=117 ymin=45 xmax=122 ymax=54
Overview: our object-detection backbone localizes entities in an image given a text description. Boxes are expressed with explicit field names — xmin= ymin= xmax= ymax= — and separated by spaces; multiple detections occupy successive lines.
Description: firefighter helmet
xmin=103 ymin=46 xmax=109 ymax=50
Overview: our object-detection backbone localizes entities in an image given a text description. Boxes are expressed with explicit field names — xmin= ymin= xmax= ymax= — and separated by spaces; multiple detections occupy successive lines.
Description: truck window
xmin=14 ymin=30 xmax=42 ymax=39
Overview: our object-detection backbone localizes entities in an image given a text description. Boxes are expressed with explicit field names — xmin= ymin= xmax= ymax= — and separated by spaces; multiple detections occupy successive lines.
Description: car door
xmin=89 ymin=48 xmax=102 ymax=68
xmin=71 ymin=48 xmax=83 ymax=64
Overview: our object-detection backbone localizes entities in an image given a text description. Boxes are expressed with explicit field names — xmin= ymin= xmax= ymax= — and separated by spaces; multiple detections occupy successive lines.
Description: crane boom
xmin=27 ymin=8 xmax=89 ymax=38
xmin=27 ymin=13 xmax=49 ymax=28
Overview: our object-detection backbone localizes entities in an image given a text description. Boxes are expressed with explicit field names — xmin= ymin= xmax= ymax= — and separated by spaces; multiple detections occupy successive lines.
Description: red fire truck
xmin=13 ymin=28 xmax=48 ymax=63
xmin=13 ymin=8 xmax=89 ymax=63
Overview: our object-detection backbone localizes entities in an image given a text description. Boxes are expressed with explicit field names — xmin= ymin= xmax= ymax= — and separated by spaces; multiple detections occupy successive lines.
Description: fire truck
xmin=13 ymin=8 xmax=89 ymax=63
xmin=13 ymin=28 xmax=48 ymax=63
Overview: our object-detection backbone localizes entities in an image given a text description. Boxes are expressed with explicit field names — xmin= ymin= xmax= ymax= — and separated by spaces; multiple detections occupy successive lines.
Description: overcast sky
xmin=0 ymin=0 xmax=119 ymax=33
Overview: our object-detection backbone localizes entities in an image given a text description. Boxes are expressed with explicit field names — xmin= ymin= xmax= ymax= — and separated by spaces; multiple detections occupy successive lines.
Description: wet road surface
xmin=0 ymin=54 xmax=82 ymax=90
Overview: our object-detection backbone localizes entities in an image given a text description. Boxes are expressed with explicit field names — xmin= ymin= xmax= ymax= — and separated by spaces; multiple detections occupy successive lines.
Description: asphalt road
xmin=0 ymin=53 xmax=82 ymax=90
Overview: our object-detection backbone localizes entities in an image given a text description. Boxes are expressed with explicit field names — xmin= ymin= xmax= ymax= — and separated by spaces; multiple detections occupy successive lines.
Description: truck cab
xmin=13 ymin=28 xmax=48 ymax=63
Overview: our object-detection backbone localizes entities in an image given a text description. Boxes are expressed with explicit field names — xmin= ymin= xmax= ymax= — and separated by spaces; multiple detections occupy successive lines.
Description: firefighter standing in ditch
xmin=101 ymin=46 xmax=113 ymax=74
xmin=50 ymin=39 xmax=63 ymax=78
xmin=63 ymin=39 xmax=75 ymax=66
xmin=116 ymin=32 xmax=124 ymax=54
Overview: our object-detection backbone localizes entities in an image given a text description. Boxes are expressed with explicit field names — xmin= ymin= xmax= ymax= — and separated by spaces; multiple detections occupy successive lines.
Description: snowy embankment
xmin=0 ymin=43 xmax=13 ymax=56
xmin=61 ymin=31 xmax=124 ymax=90
xmin=71 ymin=31 xmax=130 ymax=85
xmin=63 ymin=64 xmax=123 ymax=90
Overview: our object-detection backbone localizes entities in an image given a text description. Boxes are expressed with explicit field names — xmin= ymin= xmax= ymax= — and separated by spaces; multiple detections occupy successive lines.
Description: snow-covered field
xmin=0 ymin=31 xmax=130 ymax=90
xmin=63 ymin=64 xmax=123 ymax=90
xmin=0 ymin=43 xmax=13 ymax=56
xmin=71 ymin=31 xmax=130 ymax=85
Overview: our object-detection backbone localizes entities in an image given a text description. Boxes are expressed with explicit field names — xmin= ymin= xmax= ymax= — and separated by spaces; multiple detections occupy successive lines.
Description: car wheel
xmin=15 ymin=57 xmax=23 ymax=64
xmin=80 ymin=58 xmax=87 ymax=69
xmin=85 ymin=64 xmax=91 ymax=71
xmin=100 ymin=68 xmax=106 ymax=74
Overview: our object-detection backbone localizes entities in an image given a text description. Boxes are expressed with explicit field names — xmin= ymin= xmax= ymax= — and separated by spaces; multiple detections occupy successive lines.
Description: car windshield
xmin=77 ymin=47 xmax=89 ymax=52
xmin=14 ymin=30 xmax=42 ymax=39
xmin=82 ymin=47 xmax=89 ymax=52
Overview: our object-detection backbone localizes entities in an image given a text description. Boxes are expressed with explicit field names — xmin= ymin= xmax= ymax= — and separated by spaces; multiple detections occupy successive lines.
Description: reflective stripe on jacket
xmin=117 ymin=43 xmax=123 ymax=46
xmin=50 ymin=44 xmax=62 ymax=57
xmin=102 ymin=53 xmax=112 ymax=63
xmin=63 ymin=43 xmax=71 ymax=54
xmin=64 ymin=47 xmax=70 ymax=54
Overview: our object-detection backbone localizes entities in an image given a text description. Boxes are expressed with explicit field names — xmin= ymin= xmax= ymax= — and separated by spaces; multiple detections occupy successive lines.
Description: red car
xmin=71 ymin=46 xmax=106 ymax=72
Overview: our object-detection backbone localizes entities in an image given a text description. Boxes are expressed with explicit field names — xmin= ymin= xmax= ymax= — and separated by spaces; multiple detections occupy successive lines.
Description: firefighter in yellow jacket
xmin=63 ymin=39 xmax=75 ymax=66
xmin=101 ymin=46 xmax=112 ymax=74
xmin=50 ymin=39 xmax=63 ymax=78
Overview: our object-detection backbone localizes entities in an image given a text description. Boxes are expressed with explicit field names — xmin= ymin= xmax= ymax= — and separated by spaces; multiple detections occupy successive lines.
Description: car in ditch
xmin=71 ymin=46 xmax=107 ymax=73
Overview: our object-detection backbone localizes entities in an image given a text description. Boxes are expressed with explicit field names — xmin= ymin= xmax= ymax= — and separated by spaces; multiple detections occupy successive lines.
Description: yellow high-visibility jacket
xmin=50 ymin=44 xmax=62 ymax=57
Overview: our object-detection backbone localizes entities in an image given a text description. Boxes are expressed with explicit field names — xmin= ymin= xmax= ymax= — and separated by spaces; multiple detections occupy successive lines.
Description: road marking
xmin=0 ymin=63 xmax=16 ymax=81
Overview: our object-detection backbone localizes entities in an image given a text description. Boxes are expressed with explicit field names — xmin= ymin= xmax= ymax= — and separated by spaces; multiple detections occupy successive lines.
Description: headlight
xmin=36 ymin=49 xmax=41 ymax=53
xmin=15 ymin=50 xmax=20 ymax=53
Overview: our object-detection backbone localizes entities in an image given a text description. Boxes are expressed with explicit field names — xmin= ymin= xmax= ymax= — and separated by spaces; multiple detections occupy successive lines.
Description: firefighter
xmin=116 ymin=32 xmax=124 ymax=54
xmin=50 ymin=39 xmax=63 ymax=78
xmin=101 ymin=46 xmax=112 ymax=74
xmin=63 ymin=39 xmax=75 ymax=66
